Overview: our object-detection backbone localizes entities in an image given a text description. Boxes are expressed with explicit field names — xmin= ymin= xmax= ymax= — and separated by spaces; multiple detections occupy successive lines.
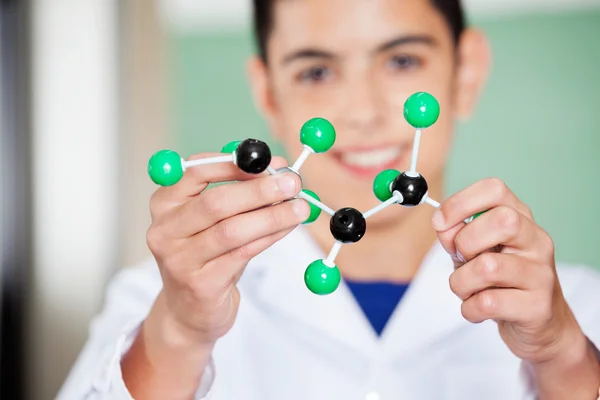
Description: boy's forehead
xmin=269 ymin=0 xmax=450 ymax=57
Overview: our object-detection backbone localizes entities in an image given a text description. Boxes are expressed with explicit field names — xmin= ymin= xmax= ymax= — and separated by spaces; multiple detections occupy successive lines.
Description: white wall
xmin=30 ymin=0 xmax=119 ymax=398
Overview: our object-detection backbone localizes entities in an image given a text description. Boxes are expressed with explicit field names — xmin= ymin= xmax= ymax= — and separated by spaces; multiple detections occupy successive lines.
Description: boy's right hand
xmin=121 ymin=153 xmax=309 ymax=399
xmin=146 ymin=153 xmax=309 ymax=347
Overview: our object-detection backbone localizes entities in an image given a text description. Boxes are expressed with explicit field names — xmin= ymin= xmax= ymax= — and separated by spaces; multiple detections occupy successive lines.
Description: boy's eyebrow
xmin=280 ymin=34 xmax=437 ymax=66
xmin=281 ymin=49 xmax=338 ymax=65
xmin=375 ymin=34 xmax=438 ymax=53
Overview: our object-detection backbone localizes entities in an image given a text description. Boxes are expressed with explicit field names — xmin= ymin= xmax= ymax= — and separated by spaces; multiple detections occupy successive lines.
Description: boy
xmin=59 ymin=0 xmax=600 ymax=398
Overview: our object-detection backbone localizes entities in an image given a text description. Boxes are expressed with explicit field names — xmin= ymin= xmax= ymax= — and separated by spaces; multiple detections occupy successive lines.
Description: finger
xmin=454 ymin=206 xmax=550 ymax=262
xmin=431 ymin=177 xmax=533 ymax=233
xmin=160 ymin=171 xmax=303 ymax=238
xmin=460 ymin=287 xmax=548 ymax=325
xmin=202 ymin=226 xmax=295 ymax=288
xmin=150 ymin=154 xmax=289 ymax=213
xmin=449 ymin=253 xmax=546 ymax=300
xmin=189 ymin=198 xmax=310 ymax=266
xmin=436 ymin=223 xmax=465 ymax=266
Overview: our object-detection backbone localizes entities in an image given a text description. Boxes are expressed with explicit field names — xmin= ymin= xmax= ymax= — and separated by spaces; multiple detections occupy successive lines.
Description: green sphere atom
xmin=473 ymin=211 xmax=485 ymax=220
xmin=148 ymin=149 xmax=184 ymax=186
xmin=465 ymin=210 xmax=487 ymax=224
xmin=304 ymin=260 xmax=341 ymax=295
xmin=404 ymin=92 xmax=440 ymax=128
xmin=300 ymin=117 xmax=336 ymax=153
xmin=373 ymin=169 xmax=401 ymax=201
xmin=301 ymin=189 xmax=322 ymax=224
xmin=221 ymin=140 xmax=241 ymax=154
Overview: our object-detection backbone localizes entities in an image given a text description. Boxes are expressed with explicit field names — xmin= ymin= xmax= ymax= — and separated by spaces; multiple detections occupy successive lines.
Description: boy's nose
xmin=342 ymin=75 xmax=385 ymax=133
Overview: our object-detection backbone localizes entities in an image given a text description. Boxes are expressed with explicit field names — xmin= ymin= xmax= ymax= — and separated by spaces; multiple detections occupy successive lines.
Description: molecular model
xmin=147 ymin=92 xmax=482 ymax=296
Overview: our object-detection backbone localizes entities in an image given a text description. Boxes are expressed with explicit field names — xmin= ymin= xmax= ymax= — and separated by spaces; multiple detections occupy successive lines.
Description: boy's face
xmin=248 ymin=0 xmax=490 ymax=226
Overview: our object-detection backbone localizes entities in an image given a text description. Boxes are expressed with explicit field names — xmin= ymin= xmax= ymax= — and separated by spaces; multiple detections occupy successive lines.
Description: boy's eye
xmin=388 ymin=54 xmax=420 ymax=70
xmin=298 ymin=65 xmax=332 ymax=83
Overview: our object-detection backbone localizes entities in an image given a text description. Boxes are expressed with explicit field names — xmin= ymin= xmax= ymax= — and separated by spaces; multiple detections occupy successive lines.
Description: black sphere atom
xmin=236 ymin=139 xmax=272 ymax=174
xmin=330 ymin=208 xmax=366 ymax=243
xmin=391 ymin=172 xmax=428 ymax=206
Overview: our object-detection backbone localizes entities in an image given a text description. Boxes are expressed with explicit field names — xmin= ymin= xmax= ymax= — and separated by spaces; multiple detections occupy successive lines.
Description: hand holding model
xmin=433 ymin=180 xmax=600 ymax=400
xmin=122 ymin=149 xmax=310 ymax=399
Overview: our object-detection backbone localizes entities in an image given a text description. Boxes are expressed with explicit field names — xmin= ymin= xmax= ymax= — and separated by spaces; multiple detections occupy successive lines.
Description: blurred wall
xmin=165 ymin=8 xmax=600 ymax=271
xmin=29 ymin=0 xmax=120 ymax=398
xmin=120 ymin=0 xmax=173 ymax=269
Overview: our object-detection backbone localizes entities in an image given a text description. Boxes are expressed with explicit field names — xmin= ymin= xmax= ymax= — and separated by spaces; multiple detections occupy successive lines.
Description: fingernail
xmin=292 ymin=199 xmax=309 ymax=219
xmin=277 ymin=174 xmax=297 ymax=195
xmin=455 ymin=250 xmax=466 ymax=263
xmin=432 ymin=210 xmax=445 ymax=230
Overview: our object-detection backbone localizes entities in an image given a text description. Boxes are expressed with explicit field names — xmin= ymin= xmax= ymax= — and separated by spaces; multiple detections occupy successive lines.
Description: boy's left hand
xmin=431 ymin=177 xmax=584 ymax=364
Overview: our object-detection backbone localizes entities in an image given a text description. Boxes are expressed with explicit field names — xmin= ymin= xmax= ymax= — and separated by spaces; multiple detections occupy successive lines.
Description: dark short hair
xmin=252 ymin=0 xmax=466 ymax=62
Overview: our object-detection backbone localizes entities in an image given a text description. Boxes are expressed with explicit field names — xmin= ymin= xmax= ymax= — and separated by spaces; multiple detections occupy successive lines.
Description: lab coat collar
xmin=248 ymin=225 xmax=468 ymax=361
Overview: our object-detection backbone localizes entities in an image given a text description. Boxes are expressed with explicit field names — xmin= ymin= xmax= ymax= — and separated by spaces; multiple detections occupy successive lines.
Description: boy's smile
xmin=329 ymin=142 xmax=408 ymax=179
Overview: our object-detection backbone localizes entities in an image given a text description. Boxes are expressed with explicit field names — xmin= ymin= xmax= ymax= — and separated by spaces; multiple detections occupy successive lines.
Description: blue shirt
xmin=344 ymin=279 xmax=411 ymax=336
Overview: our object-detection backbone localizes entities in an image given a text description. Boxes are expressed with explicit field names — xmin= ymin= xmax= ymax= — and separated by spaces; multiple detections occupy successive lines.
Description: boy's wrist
xmin=121 ymin=293 xmax=215 ymax=400
xmin=146 ymin=292 xmax=216 ymax=355
xmin=524 ymin=331 xmax=600 ymax=400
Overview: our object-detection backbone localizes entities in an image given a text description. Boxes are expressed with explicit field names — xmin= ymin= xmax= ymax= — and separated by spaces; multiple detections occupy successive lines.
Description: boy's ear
xmin=246 ymin=55 xmax=281 ymax=139
xmin=454 ymin=28 xmax=492 ymax=121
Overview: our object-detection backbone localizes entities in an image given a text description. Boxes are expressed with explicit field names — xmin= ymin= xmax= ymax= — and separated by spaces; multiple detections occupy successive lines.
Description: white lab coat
xmin=58 ymin=225 xmax=600 ymax=400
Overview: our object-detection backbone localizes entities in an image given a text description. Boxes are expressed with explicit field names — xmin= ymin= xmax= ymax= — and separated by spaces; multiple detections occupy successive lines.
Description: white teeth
xmin=340 ymin=147 xmax=402 ymax=168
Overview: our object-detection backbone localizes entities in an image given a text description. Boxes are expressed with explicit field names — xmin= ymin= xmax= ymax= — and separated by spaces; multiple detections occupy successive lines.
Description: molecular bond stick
xmin=147 ymin=92 xmax=483 ymax=296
